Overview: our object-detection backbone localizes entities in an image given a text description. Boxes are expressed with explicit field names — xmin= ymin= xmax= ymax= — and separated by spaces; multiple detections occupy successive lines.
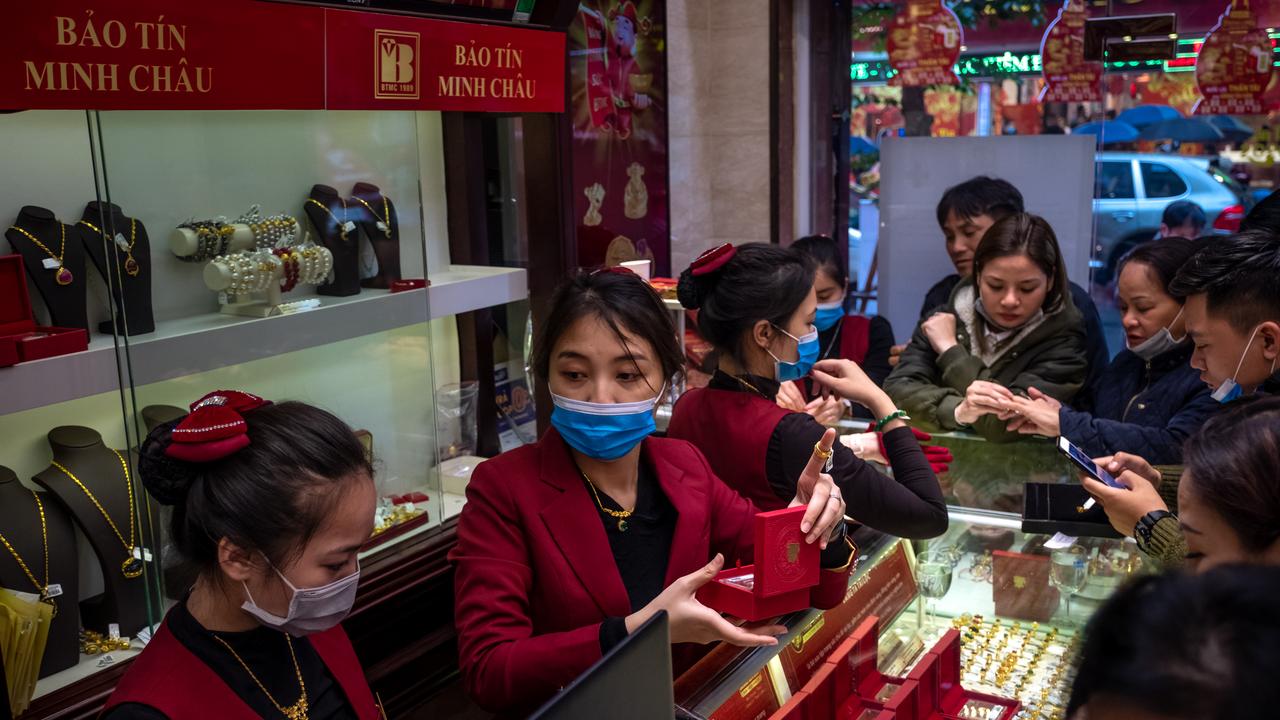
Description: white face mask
xmin=1128 ymin=307 xmax=1187 ymax=361
xmin=241 ymin=560 xmax=360 ymax=637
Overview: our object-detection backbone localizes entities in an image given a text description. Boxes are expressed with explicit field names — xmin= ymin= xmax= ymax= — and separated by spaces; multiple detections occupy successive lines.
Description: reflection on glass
xmin=916 ymin=547 xmax=956 ymax=631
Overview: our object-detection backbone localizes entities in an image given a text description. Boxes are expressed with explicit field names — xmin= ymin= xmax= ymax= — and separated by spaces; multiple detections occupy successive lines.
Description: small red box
xmin=769 ymin=690 xmax=810 ymax=720
xmin=698 ymin=506 xmax=821 ymax=622
xmin=927 ymin=630 xmax=1021 ymax=720
xmin=0 ymin=255 xmax=87 ymax=366
xmin=838 ymin=695 xmax=895 ymax=720
xmin=992 ymin=551 xmax=1060 ymax=623
xmin=826 ymin=616 xmax=881 ymax=699
xmin=801 ymin=662 xmax=839 ymax=720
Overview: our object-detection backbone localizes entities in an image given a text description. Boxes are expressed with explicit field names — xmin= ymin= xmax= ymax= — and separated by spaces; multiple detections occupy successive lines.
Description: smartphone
xmin=1056 ymin=436 xmax=1124 ymax=489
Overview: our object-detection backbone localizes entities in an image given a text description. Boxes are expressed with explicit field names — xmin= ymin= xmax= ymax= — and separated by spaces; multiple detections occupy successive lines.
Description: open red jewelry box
xmin=697 ymin=505 xmax=820 ymax=622
xmin=923 ymin=629 xmax=1021 ymax=720
xmin=821 ymin=616 xmax=917 ymax=719
xmin=769 ymin=689 xmax=810 ymax=720
xmin=0 ymin=255 xmax=88 ymax=367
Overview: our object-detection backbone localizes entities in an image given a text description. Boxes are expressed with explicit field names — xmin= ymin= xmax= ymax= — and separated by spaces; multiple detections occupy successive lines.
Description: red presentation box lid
xmin=0 ymin=255 xmax=87 ymax=366
xmin=927 ymin=630 xmax=1020 ymax=720
xmin=801 ymin=662 xmax=839 ymax=720
xmin=838 ymin=695 xmax=895 ymax=720
xmin=769 ymin=690 xmax=810 ymax=720
xmin=755 ymin=505 xmax=820 ymax=598
xmin=906 ymin=651 xmax=940 ymax=720
xmin=992 ymin=551 xmax=1060 ymax=623
xmin=826 ymin=616 xmax=881 ymax=699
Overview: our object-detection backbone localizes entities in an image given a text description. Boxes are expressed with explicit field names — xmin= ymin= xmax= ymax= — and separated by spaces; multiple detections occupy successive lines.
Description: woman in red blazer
xmin=451 ymin=269 xmax=854 ymax=716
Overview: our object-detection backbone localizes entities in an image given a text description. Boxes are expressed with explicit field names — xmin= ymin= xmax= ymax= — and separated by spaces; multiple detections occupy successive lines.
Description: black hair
xmin=1116 ymin=236 xmax=1200 ymax=299
xmin=1180 ymin=395 xmax=1280 ymax=554
xmin=935 ymin=176 xmax=1025 ymax=229
xmin=1067 ymin=564 xmax=1280 ymax=719
xmin=139 ymin=401 xmax=373 ymax=584
xmin=677 ymin=243 xmax=815 ymax=365
xmin=1161 ymin=200 xmax=1207 ymax=233
xmin=1240 ymin=188 xmax=1280 ymax=235
xmin=972 ymin=212 xmax=1070 ymax=314
xmin=791 ymin=235 xmax=849 ymax=290
xmin=530 ymin=269 xmax=683 ymax=391
xmin=1168 ymin=230 xmax=1280 ymax=333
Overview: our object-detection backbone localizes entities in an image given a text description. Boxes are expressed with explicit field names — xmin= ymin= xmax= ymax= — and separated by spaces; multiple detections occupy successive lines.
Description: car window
xmin=1207 ymin=165 xmax=1248 ymax=202
xmin=1140 ymin=162 xmax=1188 ymax=198
xmin=1095 ymin=161 xmax=1135 ymax=199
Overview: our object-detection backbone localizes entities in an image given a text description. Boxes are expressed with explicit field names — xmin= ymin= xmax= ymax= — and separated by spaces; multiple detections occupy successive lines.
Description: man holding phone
xmin=1083 ymin=230 xmax=1280 ymax=566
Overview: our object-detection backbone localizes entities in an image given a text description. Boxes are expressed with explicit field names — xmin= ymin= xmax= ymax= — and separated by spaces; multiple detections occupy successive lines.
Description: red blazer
xmin=449 ymin=429 xmax=852 ymax=716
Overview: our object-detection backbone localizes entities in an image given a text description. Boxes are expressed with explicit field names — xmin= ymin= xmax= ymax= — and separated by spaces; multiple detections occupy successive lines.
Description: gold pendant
xmin=283 ymin=697 xmax=309 ymax=720
xmin=122 ymin=555 xmax=144 ymax=578
xmin=124 ymin=255 xmax=140 ymax=276
xmin=617 ymin=518 xmax=628 ymax=532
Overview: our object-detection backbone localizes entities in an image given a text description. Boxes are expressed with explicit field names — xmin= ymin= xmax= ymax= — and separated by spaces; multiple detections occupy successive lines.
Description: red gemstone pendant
xmin=55 ymin=267 xmax=73 ymax=285
xmin=125 ymin=257 xmax=139 ymax=276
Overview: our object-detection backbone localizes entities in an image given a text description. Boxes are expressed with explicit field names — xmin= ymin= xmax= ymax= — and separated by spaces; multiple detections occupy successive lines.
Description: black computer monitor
xmin=528 ymin=611 xmax=675 ymax=720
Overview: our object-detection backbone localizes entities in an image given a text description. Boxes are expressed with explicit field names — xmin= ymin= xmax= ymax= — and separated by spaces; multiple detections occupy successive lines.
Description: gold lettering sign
xmin=374 ymin=30 xmax=420 ymax=100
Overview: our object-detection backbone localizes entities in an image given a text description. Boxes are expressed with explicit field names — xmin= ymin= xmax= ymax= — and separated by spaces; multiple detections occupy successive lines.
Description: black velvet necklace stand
xmin=0 ymin=466 xmax=80 ymax=677
xmin=351 ymin=182 xmax=403 ymax=289
xmin=33 ymin=427 xmax=155 ymax=637
xmin=79 ymin=202 xmax=155 ymax=336
xmin=304 ymin=185 xmax=362 ymax=297
xmin=5 ymin=206 xmax=89 ymax=332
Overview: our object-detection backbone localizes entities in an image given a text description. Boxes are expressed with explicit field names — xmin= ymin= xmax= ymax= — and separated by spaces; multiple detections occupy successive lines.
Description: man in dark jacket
xmin=1082 ymin=230 xmax=1280 ymax=568
xmin=901 ymin=177 xmax=1111 ymax=402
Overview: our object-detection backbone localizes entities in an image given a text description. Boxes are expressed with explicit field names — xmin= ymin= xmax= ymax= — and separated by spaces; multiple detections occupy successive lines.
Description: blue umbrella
xmin=1072 ymin=120 xmax=1140 ymax=144
xmin=850 ymin=136 xmax=879 ymax=155
xmin=1137 ymin=117 xmax=1225 ymax=143
xmin=1204 ymin=115 xmax=1255 ymax=143
xmin=1117 ymin=104 xmax=1182 ymax=129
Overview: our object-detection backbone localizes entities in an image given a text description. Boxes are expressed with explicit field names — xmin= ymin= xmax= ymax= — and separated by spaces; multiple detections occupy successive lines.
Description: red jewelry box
xmin=825 ymin=616 xmax=881 ymax=700
xmin=0 ymin=255 xmax=88 ymax=367
xmin=769 ymin=690 xmax=810 ymax=720
xmin=926 ymin=630 xmax=1021 ymax=720
xmin=992 ymin=551 xmax=1060 ymax=623
xmin=801 ymin=661 xmax=839 ymax=720
xmin=697 ymin=506 xmax=821 ymax=622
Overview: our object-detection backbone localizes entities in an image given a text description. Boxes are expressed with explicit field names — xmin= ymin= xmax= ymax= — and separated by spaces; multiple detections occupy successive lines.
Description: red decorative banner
xmin=570 ymin=1 xmax=670 ymax=275
xmin=887 ymin=0 xmax=963 ymax=87
xmin=1194 ymin=0 xmax=1274 ymax=116
xmin=1039 ymin=0 xmax=1102 ymax=103
xmin=0 ymin=0 xmax=564 ymax=113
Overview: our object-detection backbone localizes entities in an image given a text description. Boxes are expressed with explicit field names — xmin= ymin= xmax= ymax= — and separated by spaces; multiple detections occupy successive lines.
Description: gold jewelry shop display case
xmin=675 ymin=429 xmax=1145 ymax=720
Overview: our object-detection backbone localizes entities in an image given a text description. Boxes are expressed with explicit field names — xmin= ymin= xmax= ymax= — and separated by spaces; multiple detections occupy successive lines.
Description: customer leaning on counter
xmin=449 ymin=268 xmax=854 ymax=716
xmin=665 ymin=242 xmax=948 ymax=539
xmin=884 ymin=212 xmax=1088 ymax=442
xmin=1005 ymin=237 xmax=1217 ymax=464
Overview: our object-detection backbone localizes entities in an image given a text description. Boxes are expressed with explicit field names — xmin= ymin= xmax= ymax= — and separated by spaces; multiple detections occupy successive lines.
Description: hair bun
xmin=138 ymin=419 xmax=199 ymax=506
xmin=676 ymin=267 xmax=702 ymax=309
xmin=677 ymin=243 xmax=738 ymax=310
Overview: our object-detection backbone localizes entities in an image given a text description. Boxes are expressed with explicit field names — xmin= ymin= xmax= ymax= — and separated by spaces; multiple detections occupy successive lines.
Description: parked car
xmin=1092 ymin=152 xmax=1250 ymax=284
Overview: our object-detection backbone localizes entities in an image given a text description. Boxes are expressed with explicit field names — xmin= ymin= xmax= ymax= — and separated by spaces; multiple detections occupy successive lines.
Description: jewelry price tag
xmin=108 ymin=623 xmax=121 ymax=640
xmin=1044 ymin=533 xmax=1076 ymax=550
xmin=218 ymin=291 xmax=229 ymax=306
xmin=375 ymin=221 xmax=388 ymax=232
xmin=132 ymin=546 xmax=154 ymax=562
xmin=342 ymin=221 xmax=357 ymax=233
xmin=42 ymin=258 xmax=62 ymax=270
xmin=44 ymin=583 xmax=63 ymax=598
xmin=114 ymin=233 xmax=129 ymax=249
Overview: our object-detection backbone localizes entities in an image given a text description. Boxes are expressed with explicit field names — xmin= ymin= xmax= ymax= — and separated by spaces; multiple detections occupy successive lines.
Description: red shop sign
xmin=887 ymin=0 xmax=963 ymax=88
xmin=1194 ymin=0 xmax=1274 ymax=116
xmin=0 ymin=0 xmax=565 ymax=113
xmin=1039 ymin=0 xmax=1102 ymax=103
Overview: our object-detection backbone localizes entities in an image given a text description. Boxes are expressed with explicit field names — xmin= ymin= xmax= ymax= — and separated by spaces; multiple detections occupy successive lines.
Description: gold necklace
xmin=306 ymin=197 xmax=351 ymax=241
xmin=80 ymin=218 xmax=140 ymax=277
xmin=213 ymin=633 xmax=309 ymax=720
xmin=578 ymin=469 xmax=634 ymax=532
xmin=0 ymin=491 xmax=57 ymax=617
xmin=50 ymin=450 xmax=141 ymax=579
xmin=352 ymin=195 xmax=392 ymax=239
xmin=10 ymin=224 xmax=73 ymax=285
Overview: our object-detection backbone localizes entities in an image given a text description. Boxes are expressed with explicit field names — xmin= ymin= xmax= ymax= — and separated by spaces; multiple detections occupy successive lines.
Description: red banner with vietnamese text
xmin=1039 ymin=0 xmax=1102 ymax=103
xmin=1194 ymin=0 xmax=1274 ymax=116
xmin=0 ymin=0 xmax=564 ymax=113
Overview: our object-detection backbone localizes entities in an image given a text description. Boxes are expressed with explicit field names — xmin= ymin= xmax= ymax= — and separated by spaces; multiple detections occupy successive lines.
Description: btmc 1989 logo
xmin=375 ymin=30 xmax=420 ymax=100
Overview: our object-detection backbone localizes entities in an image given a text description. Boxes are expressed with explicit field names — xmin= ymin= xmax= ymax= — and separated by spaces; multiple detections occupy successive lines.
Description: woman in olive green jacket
xmin=885 ymin=213 xmax=1088 ymax=442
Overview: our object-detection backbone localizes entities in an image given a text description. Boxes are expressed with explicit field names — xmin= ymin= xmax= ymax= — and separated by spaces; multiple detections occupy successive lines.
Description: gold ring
xmin=812 ymin=441 xmax=833 ymax=461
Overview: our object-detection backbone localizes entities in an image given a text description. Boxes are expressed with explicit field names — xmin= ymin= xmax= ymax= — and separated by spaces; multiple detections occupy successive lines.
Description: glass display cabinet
xmin=675 ymin=429 xmax=1144 ymax=720
xmin=0 ymin=1 xmax=569 ymax=716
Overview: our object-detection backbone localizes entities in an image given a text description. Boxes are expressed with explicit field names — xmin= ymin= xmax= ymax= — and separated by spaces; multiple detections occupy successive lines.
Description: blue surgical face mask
xmin=769 ymin=325 xmax=819 ymax=382
xmin=1211 ymin=325 xmax=1276 ymax=404
xmin=814 ymin=301 xmax=845 ymax=332
xmin=550 ymin=385 xmax=665 ymax=460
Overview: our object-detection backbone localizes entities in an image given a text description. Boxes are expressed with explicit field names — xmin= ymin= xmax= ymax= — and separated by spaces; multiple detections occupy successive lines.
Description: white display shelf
xmin=1 ymin=265 xmax=527 ymax=415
